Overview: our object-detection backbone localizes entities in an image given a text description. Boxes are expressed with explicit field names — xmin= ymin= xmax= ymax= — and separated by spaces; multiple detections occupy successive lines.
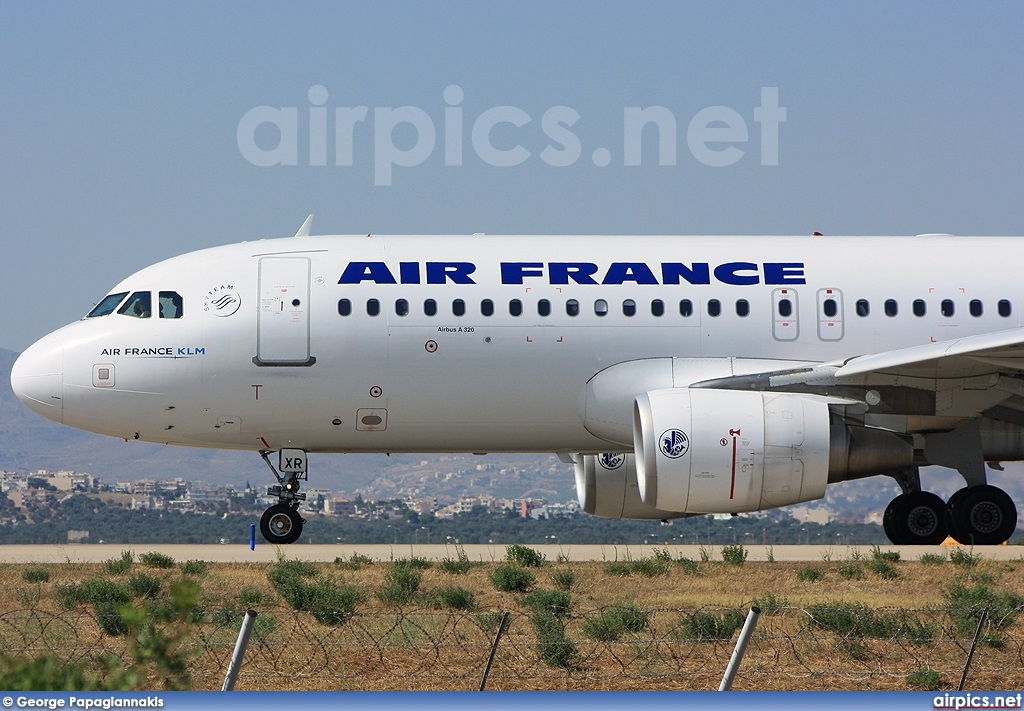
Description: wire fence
xmin=2 ymin=606 xmax=1023 ymax=691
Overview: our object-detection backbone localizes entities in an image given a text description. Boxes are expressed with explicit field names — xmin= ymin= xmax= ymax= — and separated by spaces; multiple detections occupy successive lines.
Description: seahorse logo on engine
xmin=598 ymin=453 xmax=625 ymax=470
xmin=659 ymin=429 xmax=690 ymax=459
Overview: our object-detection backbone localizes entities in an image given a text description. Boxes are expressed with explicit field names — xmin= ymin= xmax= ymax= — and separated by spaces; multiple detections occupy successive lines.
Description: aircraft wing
xmin=833 ymin=327 xmax=1024 ymax=380
xmin=694 ymin=326 xmax=1024 ymax=427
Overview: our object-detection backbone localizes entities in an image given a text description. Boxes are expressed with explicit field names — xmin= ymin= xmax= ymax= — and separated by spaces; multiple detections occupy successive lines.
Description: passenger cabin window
xmin=913 ymin=299 xmax=926 ymax=317
xmin=566 ymin=299 xmax=580 ymax=317
xmin=856 ymin=299 xmax=869 ymax=317
xmin=823 ymin=298 xmax=838 ymax=318
xmin=367 ymin=298 xmax=381 ymax=316
xmin=623 ymin=299 xmax=636 ymax=317
xmin=778 ymin=299 xmax=793 ymax=318
xmin=941 ymin=299 xmax=955 ymax=317
xmin=736 ymin=299 xmax=749 ymax=317
xmin=595 ymin=299 xmax=608 ymax=317
xmin=118 ymin=291 xmax=151 ymax=318
xmin=538 ymin=299 xmax=551 ymax=317
xmin=424 ymin=299 xmax=437 ymax=317
xmin=452 ymin=299 xmax=466 ymax=317
xmin=395 ymin=299 xmax=409 ymax=317
xmin=158 ymin=292 xmax=183 ymax=319
xmin=970 ymin=299 xmax=983 ymax=317
xmin=509 ymin=299 xmax=523 ymax=317
xmin=651 ymin=299 xmax=664 ymax=317
xmin=337 ymin=298 xmax=352 ymax=316
xmin=680 ymin=299 xmax=694 ymax=317
xmin=999 ymin=299 xmax=1012 ymax=317
xmin=885 ymin=299 xmax=898 ymax=317
xmin=87 ymin=292 xmax=128 ymax=318
xmin=707 ymin=299 xmax=721 ymax=317
xmin=481 ymin=299 xmax=494 ymax=317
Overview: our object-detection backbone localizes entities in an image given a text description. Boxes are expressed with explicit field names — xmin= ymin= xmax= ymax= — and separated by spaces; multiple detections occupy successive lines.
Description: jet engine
xmin=574 ymin=453 xmax=689 ymax=520
xmin=633 ymin=388 xmax=914 ymax=514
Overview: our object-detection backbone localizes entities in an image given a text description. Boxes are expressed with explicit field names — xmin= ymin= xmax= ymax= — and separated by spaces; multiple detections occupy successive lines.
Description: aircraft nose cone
xmin=10 ymin=333 xmax=64 ymax=423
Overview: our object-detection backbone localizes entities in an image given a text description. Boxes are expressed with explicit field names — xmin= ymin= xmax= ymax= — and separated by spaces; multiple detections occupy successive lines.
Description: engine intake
xmin=574 ymin=453 xmax=688 ymax=520
xmin=634 ymin=388 xmax=913 ymax=514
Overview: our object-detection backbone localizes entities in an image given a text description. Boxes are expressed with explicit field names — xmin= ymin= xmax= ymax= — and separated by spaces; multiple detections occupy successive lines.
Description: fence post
xmin=958 ymin=609 xmax=988 ymax=692
xmin=718 ymin=606 xmax=760 ymax=691
xmin=479 ymin=611 xmax=511 ymax=691
xmin=222 ymin=609 xmax=258 ymax=691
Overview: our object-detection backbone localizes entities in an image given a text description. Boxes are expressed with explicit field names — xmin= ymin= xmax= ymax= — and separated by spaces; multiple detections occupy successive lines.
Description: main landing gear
xmin=258 ymin=448 xmax=308 ymax=544
xmin=883 ymin=469 xmax=1017 ymax=545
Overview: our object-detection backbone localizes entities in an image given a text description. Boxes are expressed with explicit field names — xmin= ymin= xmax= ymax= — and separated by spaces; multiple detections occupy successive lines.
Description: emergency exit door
xmin=255 ymin=257 xmax=316 ymax=366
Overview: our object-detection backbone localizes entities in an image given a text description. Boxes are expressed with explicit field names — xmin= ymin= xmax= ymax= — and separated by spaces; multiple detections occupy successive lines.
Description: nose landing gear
xmin=259 ymin=449 xmax=308 ymax=544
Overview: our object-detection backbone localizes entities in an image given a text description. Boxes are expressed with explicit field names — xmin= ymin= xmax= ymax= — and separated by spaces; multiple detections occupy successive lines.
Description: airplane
xmin=10 ymin=218 xmax=1024 ymax=546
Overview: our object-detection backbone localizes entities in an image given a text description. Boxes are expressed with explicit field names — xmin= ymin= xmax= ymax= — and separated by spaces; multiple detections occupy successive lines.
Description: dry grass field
xmin=2 ymin=545 xmax=1024 ymax=691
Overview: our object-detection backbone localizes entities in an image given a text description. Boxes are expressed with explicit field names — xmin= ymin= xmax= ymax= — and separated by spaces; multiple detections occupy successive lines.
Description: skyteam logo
xmin=598 ymin=453 xmax=625 ymax=470
xmin=204 ymin=286 xmax=241 ymax=317
xmin=659 ymin=429 xmax=690 ymax=459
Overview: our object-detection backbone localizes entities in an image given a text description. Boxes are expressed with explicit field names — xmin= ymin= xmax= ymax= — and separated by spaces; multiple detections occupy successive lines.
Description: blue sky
xmin=2 ymin=1 xmax=1023 ymax=351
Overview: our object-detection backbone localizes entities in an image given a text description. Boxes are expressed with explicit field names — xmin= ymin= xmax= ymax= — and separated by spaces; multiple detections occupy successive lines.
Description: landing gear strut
xmin=258 ymin=449 xmax=307 ymax=544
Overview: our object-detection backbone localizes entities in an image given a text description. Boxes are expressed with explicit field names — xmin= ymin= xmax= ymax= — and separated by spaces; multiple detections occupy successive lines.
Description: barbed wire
xmin=1 ymin=606 xmax=1022 ymax=690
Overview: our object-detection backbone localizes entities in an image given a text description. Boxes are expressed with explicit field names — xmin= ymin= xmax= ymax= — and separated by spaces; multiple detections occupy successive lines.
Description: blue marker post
xmin=249 ymin=523 xmax=256 ymax=550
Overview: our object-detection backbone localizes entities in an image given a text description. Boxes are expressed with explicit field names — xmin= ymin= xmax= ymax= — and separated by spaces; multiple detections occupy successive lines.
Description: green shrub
xmin=438 ymin=551 xmax=472 ymax=574
xmin=304 ymin=579 xmax=362 ymax=625
xmin=180 ymin=560 xmax=208 ymax=576
xmin=551 ymin=568 xmax=575 ymax=592
xmin=21 ymin=566 xmax=50 ymax=583
xmin=490 ymin=565 xmax=536 ymax=593
xmin=676 ymin=557 xmax=700 ymax=575
xmin=428 ymin=585 xmax=477 ymax=611
xmin=949 ymin=548 xmax=982 ymax=569
xmin=943 ymin=579 xmax=1024 ymax=637
xmin=335 ymin=553 xmax=374 ymax=570
xmin=797 ymin=566 xmax=825 ymax=582
xmin=506 ymin=544 xmax=545 ymax=568
xmin=603 ymin=561 xmax=632 ymax=576
xmin=751 ymin=593 xmax=789 ymax=615
xmin=906 ymin=667 xmax=942 ymax=690
xmin=375 ymin=562 xmax=423 ymax=605
xmin=871 ymin=546 xmax=901 ymax=562
xmin=837 ymin=563 xmax=865 ymax=580
xmin=919 ymin=553 xmax=946 ymax=565
xmin=520 ymin=589 xmax=572 ymax=616
xmin=867 ymin=557 xmax=900 ymax=579
xmin=140 ymin=552 xmax=175 ymax=569
xmin=240 ymin=586 xmax=264 ymax=607
xmin=675 ymin=609 xmax=745 ymax=641
xmin=128 ymin=573 xmax=162 ymax=599
xmin=533 ymin=611 xmax=579 ymax=669
xmin=630 ymin=555 xmax=671 ymax=577
xmin=55 ymin=583 xmax=85 ymax=610
xmin=104 ymin=550 xmax=134 ymax=575
xmin=267 ymin=560 xmax=319 ymax=609
xmin=721 ymin=544 xmax=748 ymax=566
xmin=581 ymin=603 xmax=649 ymax=641
xmin=396 ymin=556 xmax=433 ymax=570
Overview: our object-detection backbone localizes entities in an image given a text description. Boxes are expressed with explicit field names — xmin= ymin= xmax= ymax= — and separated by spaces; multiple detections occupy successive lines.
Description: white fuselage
xmin=11 ymin=233 xmax=1022 ymax=455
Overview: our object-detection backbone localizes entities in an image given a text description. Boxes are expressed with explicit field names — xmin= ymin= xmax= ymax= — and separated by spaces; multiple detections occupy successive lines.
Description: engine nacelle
xmin=574 ymin=453 xmax=689 ymax=520
xmin=634 ymin=388 xmax=836 ymax=514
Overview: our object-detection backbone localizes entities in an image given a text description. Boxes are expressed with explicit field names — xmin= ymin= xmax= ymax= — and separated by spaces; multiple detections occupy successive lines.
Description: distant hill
xmin=2 ymin=347 xmax=1021 ymax=517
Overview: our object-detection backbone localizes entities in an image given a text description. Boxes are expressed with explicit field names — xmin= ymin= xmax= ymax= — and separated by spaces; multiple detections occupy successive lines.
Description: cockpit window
xmin=117 ymin=291 xmax=152 ymax=318
xmin=159 ymin=291 xmax=183 ymax=319
xmin=86 ymin=292 xmax=129 ymax=318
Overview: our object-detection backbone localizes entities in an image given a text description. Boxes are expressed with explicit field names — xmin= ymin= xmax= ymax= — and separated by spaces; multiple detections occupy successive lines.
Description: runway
xmin=0 ymin=542 xmax=1020 ymax=564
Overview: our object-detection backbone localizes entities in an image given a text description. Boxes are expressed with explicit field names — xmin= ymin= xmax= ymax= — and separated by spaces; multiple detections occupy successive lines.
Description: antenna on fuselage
xmin=294 ymin=214 xmax=314 ymax=238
